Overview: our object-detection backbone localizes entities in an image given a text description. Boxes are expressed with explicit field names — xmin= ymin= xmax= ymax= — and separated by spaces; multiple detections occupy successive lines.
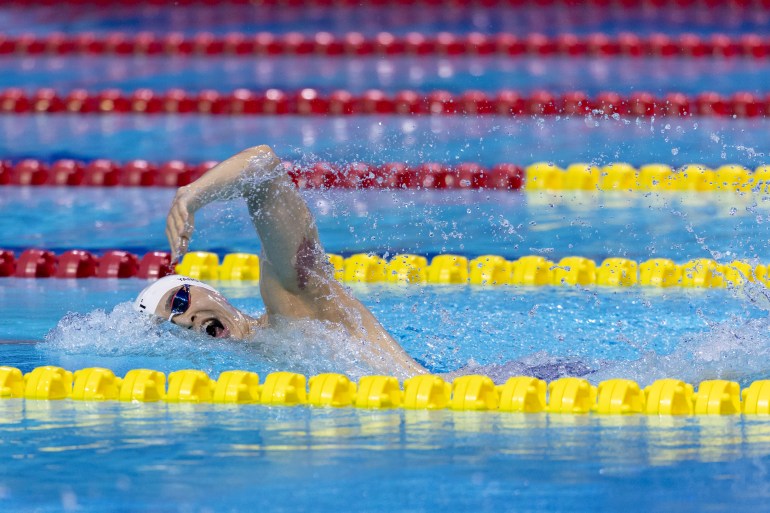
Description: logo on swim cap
xmin=134 ymin=275 xmax=218 ymax=317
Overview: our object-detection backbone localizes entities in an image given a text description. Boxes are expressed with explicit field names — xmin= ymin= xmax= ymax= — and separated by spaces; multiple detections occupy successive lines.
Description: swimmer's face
xmin=155 ymin=285 xmax=251 ymax=340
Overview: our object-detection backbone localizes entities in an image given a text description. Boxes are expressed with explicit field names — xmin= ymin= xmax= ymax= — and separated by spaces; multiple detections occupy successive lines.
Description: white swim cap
xmin=134 ymin=275 xmax=218 ymax=317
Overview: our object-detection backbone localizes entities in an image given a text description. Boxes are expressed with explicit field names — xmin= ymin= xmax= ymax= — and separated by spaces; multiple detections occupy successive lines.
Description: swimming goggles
xmin=168 ymin=284 xmax=191 ymax=321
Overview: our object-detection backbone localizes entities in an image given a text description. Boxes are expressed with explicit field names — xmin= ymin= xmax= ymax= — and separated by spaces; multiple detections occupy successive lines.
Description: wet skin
xmin=154 ymin=285 xmax=264 ymax=340
xmin=161 ymin=145 xmax=427 ymax=377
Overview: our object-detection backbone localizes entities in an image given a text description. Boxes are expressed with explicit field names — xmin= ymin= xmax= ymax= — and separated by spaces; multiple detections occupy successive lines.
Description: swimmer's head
xmin=134 ymin=275 xmax=252 ymax=339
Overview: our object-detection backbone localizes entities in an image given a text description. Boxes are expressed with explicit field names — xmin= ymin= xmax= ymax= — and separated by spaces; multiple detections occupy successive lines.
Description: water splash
xmin=42 ymin=302 xmax=411 ymax=380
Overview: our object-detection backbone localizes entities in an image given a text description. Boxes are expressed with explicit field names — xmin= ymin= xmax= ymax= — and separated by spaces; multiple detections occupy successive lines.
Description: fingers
xmin=166 ymin=195 xmax=195 ymax=263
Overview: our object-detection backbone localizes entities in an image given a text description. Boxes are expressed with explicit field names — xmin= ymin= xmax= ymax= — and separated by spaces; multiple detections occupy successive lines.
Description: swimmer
xmin=134 ymin=145 xmax=426 ymax=377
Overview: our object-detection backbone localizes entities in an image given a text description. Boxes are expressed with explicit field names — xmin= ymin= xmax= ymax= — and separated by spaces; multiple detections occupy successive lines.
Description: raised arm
xmin=167 ymin=145 xmax=427 ymax=377
xmin=166 ymin=145 xmax=325 ymax=293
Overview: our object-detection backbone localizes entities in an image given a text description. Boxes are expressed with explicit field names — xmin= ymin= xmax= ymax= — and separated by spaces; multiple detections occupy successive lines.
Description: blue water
xmin=1 ymin=115 xmax=768 ymax=169
xmin=2 ymin=188 xmax=770 ymax=265
xmin=3 ymin=3 xmax=770 ymax=513
xmin=3 ymin=56 xmax=770 ymax=95
xmin=0 ymin=5 xmax=768 ymax=37
xmin=2 ymin=401 xmax=770 ymax=513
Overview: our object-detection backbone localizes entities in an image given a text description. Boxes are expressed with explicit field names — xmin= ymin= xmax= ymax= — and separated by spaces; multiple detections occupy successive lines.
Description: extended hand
xmin=166 ymin=186 xmax=197 ymax=264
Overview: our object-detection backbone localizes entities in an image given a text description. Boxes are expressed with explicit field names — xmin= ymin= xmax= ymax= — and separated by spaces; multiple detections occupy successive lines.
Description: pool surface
xmin=3 ymin=2 xmax=770 ymax=512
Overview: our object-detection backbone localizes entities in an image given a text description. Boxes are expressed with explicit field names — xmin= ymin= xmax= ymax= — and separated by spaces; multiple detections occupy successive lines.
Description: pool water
xmin=3 ymin=400 xmax=770 ymax=513
xmin=3 ymin=2 xmax=770 ymax=512
xmin=5 ymin=185 xmax=770 ymax=511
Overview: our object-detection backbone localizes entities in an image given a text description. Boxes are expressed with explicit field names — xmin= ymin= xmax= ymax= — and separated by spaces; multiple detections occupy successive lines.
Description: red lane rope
xmin=0 ymin=88 xmax=767 ymax=117
xmin=1 ymin=0 xmax=768 ymax=7
xmin=0 ymin=248 xmax=171 ymax=279
xmin=1 ymin=32 xmax=769 ymax=58
xmin=0 ymin=158 xmax=526 ymax=189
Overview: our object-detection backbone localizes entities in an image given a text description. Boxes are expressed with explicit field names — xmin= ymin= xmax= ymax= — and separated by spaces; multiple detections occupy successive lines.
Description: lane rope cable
xmin=0 ymin=88 xmax=767 ymax=117
xmin=1 ymin=248 xmax=768 ymax=288
xmin=0 ymin=365 xmax=764 ymax=416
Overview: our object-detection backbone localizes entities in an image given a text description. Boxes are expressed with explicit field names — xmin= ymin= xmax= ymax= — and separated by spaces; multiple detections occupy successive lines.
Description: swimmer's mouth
xmin=202 ymin=318 xmax=229 ymax=338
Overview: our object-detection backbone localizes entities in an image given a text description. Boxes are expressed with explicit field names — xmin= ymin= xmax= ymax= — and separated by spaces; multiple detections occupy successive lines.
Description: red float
xmin=562 ymin=91 xmax=592 ymax=115
xmin=731 ymin=92 xmax=765 ymax=118
xmin=1 ymin=32 xmax=769 ymax=59
xmin=15 ymin=249 xmax=57 ymax=278
xmin=495 ymin=34 xmax=525 ymax=56
xmin=628 ymin=92 xmax=660 ymax=117
xmin=296 ymin=89 xmax=329 ymax=115
xmin=340 ymin=162 xmax=375 ymax=188
xmin=0 ymin=250 xmax=14 ymax=277
xmin=378 ymin=162 xmax=416 ymax=189
xmin=99 ymin=89 xmax=131 ymax=113
xmin=459 ymin=90 xmax=493 ymax=115
xmin=587 ymin=33 xmax=619 ymax=56
xmin=55 ymin=250 xmax=97 ymax=278
xmin=617 ymin=33 xmax=643 ymax=56
xmin=394 ymin=90 xmax=424 ymax=114
xmin=436 ymin=32 xmax=466 ymax=56
xmin=0 ymin=88 xmax=30 ymax=113
xmin=105 ymin=32 xmax=136 ymax=55
xmin=308 ymin=162 xmax=341 ymax=188
xmin=595 ymin=92 xmax=628 ymax=115
xmin=712 ymin=34 xmax=740 ymax=58
xmin=197 ymin=89 xmax=229 ymax=114
xmin=135 ymin=32 xmax=163 ymax=55
xmin=404 ymin=32 xmax=435 ymax=55
xmin=0 ymin=161 xmax=10 ymax=185
xmin=740 ymin=34 xmax=768 ymax=58
xmin=229 ymin=89 xmax=261 ymax=114
xmin=527 ymin=90 xmax=558 ymax=115
xmin=131 ymin=89 xmax=163 ymax=114
xmin=455 ymin=163 xmax=486 ymax=189
xmin=495 ymin=90 xmax=525 ymax=115
xmin=328 ymin=90 xmax=358 ymax=115
xmin=32 ymin=88 xmax=65 ymax=113
xmin=312 ymin=32 xmax=342 ymax=56
xmin=17 ymin=33 xmax=46 ymax=55
xmin=122 ymin=160 xmax=157 ymax=187
xmin=65 ymin=89 xmax=99 ymax=113
xmin=525 ymin=33 xmax=557 ymax=55
xmin=343 ymin=32 xmax=373 ymax=55
xmin=465 ymin=33 xmax=495 ymax=55
xmin=254 ymin=33 xmax=281 ymax=55
xmin=360 ymin=90 xmax=395 ymax=114
xmin=193 ymin=32 xmax=224 ymax=55
xmin=97 ymin=251 xmax=139 ymax=278
xmin=680 ymin=34 xmax=711 ymax=57
xmin=157 ymin=161 xmax=193 ymax=187
xmin=556 ymin=34 xmax=587 ymax=56
xmin=49 ymin=160 xmax=85 ymax=186
xmin=223 ymin=33 xmax=255 ymax=55
xmin=283 ymin=32 xmax=314 ymax=55
xmin=163 ymin=89 xmax=196 ymax=113
xmin=137 ymin=251 xmax=174 ymax=279
xmin=261 ymin=89 xmax=290 ymax=114
xmin=647 ymin=33 xmax=678 ymax=57
xmin=427 ymin=91 xmax=456 ymax=114
xmin=163 ymin=33 xmax=192 ymax=55
xmin=664 ymin=93 xmax=691 ymax=117
xmin=374 ymin=32 xmax=405 ymax=55
xmin=488 ymin=163 xmax=524 ymax=190
xmin=84 ymin=160 xmax=121 ymax=186
xmin=11 ymin=160 xmax=48 ymax=185
xmin=695 ymin=92 xmax=731 ymax=116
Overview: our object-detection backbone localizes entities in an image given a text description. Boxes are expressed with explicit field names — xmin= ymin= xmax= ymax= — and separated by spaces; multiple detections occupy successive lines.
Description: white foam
xmin=42 ymin=302 xmax=410 ymax=380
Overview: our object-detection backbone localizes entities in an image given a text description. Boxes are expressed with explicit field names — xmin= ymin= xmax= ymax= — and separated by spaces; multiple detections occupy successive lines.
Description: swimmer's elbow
xmin=241 ymin=145 xmax=276 ymax=159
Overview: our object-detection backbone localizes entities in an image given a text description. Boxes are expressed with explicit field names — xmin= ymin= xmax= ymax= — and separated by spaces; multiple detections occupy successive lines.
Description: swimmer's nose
xmin=171 ymin=314 xmax=194 ymax=329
